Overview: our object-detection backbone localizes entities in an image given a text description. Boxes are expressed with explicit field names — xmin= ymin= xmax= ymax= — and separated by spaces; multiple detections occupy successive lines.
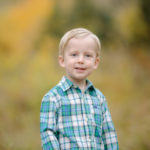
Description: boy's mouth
xmin=75 ymin=67 xmax=86 ymax=71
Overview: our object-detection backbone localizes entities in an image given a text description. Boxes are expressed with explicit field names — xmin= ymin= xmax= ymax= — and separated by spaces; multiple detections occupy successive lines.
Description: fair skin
xmin=59 ymin=35 xmax=100 ymax=92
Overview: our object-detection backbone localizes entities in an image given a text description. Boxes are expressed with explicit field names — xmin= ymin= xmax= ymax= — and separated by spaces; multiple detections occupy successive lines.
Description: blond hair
xmin=59 ymin=28 xmax=101 ymax=57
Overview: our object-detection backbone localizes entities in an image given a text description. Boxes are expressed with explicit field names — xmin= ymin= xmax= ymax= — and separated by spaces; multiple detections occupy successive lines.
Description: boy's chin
xmin=71 ymin=76 xmax=87 ymax=81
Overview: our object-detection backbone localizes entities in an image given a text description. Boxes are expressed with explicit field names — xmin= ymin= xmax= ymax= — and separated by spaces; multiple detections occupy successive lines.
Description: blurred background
xmin=0 ymin=0 xmax=150 ymax=149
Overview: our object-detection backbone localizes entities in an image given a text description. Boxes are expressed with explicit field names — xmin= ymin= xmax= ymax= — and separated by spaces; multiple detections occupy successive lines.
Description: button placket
xmin=81 ymin=95 xmax=88 ymax=122
xmin=81 ymin=94 xmax=91 ymax=147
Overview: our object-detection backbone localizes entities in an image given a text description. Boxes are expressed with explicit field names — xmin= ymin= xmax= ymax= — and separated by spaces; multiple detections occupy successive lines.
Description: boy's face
xmin=59 ymin=35 xmax=99 ymax=84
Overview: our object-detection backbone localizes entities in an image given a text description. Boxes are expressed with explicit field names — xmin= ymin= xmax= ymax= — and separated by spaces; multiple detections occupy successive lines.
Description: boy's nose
xmin=78 ymin=55 xmax=84 ymax=63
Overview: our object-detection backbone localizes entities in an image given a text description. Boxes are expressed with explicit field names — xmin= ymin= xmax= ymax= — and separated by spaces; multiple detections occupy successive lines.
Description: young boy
xmin=40 ymin=28 xmax=119 ymax=150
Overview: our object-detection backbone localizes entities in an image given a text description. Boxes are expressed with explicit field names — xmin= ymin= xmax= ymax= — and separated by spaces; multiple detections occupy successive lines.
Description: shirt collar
xmin=58 ymin=76 xmax=95 ymax=92
xmin=85 ymin=79 xmax=95 ymax=91
xmin=58 ymin=76 xmax=73 ymax=91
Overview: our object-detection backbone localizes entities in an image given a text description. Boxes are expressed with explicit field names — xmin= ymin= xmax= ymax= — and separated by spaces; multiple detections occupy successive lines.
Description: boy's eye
xmin=85 ymin=54 xmax=92 ymax=57
xmin=71 ymin=53 xmax=77 ymax=56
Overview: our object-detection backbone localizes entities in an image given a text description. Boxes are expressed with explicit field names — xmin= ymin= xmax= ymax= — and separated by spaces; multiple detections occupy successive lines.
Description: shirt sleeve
xmin=101 ymin=97 xmax=119 ymax=150
xmin=40 ymin=94 xmax=60 ymax=150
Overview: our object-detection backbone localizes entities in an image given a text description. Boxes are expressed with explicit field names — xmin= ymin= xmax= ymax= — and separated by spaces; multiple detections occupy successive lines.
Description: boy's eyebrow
xmin=69 ymin=49 xmax=78 ymax=52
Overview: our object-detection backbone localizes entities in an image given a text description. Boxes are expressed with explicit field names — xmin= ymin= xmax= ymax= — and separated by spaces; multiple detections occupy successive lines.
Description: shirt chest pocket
xmin=91 ymin=99 xmax=102 ymax=127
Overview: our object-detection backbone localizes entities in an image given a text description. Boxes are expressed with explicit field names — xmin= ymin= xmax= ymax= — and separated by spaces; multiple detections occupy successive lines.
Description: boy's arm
xmin=40 ymin=94 xmax=60 ymax=150
xmin=101 ymin=97 xmax=119 ymax=150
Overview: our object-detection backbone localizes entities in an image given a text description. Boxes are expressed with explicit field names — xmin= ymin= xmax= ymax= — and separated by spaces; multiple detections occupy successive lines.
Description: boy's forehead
xmin=67 ymin=35 xmax=96 ymax=46
xmin=64 ymin=36 xmax=98 ymax=55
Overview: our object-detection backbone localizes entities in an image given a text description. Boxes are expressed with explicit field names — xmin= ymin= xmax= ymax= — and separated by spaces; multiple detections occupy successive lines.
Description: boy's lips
xmin=74 ymin=67 xmax=86 ymax=72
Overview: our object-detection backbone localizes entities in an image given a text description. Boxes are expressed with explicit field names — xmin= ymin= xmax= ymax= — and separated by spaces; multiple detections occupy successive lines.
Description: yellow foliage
xmin=0 ymin=0 xmax=54 ymax=75
xmin=0 ymin=0 xmax=54 ymax=53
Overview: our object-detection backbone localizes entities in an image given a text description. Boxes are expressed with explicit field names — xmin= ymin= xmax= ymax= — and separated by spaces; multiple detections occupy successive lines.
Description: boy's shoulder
xmin=94 ymin=87 xmax=105 ymax=98
xmin=43 ymin=76 xmax=71 ymax=99
xmin=41 ymin=84 xmax=63 ymax=106
xmin=43 ymin=83 xmax=62 ymax=98
xmin=92 ymin=87 xmax=107 ymax=105
xmin=43 ymin=76 xmax=70 ymax=98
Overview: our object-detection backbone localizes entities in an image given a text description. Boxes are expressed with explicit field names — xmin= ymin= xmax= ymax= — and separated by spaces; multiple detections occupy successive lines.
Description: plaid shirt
xmin=40 ymin=76 xmax=118 ymax=150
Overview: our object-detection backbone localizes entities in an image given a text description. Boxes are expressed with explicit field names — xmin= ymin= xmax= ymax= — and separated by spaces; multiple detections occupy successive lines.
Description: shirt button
xmin=85 ymin=117 xmax=88 ymax=121
xmin=87 ymin=136 xmax=92 ymax=142
xmin=88 ymin=138 xmax=92 ymax=142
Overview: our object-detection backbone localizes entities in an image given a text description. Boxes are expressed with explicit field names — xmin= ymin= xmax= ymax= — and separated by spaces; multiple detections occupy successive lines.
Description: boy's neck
xmin=76 ymin=80 xmax=86 ymax=93
xmin=66 ymin=76 xmax=87 ymax=93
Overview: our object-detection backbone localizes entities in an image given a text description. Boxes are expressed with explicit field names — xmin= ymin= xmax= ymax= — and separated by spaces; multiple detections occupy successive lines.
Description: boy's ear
xmin=94 ymin=57 xmax=100 ymax=69
xmin=58 ymin=56 xmax=65 ymax=68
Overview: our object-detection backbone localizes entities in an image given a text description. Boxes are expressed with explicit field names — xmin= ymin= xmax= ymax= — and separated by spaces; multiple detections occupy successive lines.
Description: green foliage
xmin=140 ymin=0 xmax=150 ymax=24
xmin=46 ymin=0 xmax=114 ymax=43
xmin=139 ymin=0 xmax=150 ymax=45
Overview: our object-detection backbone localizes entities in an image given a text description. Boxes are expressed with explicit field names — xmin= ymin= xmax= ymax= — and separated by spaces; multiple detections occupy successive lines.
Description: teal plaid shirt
xmin=40 ymin=76 xmax=119 ymax=150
